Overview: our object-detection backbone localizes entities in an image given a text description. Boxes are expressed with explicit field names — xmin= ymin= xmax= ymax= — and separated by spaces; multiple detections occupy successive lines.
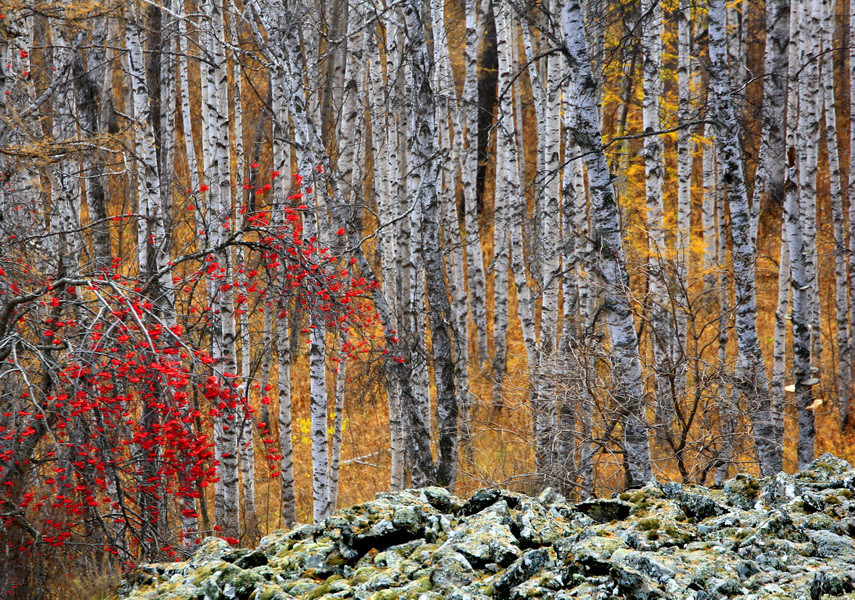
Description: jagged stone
xmin=493 ymin=547 xmax=554 ymax=598
xmin=117 ymin=454 xmax=855 ymax=600
xmin=431 ymin=551 xmax=476 ymax=589
xmin=575 ymin=498 xmax=632 ymax=523
xmin=723 ymin=474 xmax=761 ymax=510
xmin=677 ymin=491 xmax=729 ymax=522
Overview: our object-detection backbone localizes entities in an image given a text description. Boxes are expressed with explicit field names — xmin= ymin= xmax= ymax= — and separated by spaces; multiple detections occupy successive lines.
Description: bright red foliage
xmin=0 ymin=173 xmax=381 ymax=589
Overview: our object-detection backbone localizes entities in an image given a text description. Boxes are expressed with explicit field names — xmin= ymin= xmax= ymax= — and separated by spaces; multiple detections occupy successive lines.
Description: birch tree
xmin=462 ymin=0 xmax=489 ymax=363
xmin=404 ymin=0 xmax=459 ymax=489
xmin=708 ymin=0 xmax=781 ymax=475
xmin=492 ymin=0 xmax=515 ymax=408
xmin=560 ymin=0 xmax=653 ymax=488
xmin=819 ymin=0 xmax=847 ymax=431
xmin=796 ymin=0 xmax=822 ymax=369
xmin=849 ymin=0 xmax=855 ymax=431
xmin=641 ymin=0 xmax=673 ymax=429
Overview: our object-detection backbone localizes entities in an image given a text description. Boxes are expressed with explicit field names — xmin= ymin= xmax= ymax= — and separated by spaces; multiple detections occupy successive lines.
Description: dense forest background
xmin=0 ymin=0 xmax=853 ymax=596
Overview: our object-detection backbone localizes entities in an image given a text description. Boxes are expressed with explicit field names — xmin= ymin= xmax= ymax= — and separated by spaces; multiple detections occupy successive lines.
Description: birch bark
xmin=72 ymin=28 xmax=110 ymax=269
xmin=819 ymin=0 xmax=847 ymax=430
xmin=405 ymin=0 xmax=459 ymax=489
xmin=714 ymin=166 xmax=736 ymax=485
xmin=492 ymin=1 xmax=514 ymax=408
xmin=561 ymin=0 xmax=653 ymax=487
xmin=363 ymin=21 xmax=405 ymax=490
xmin=431 ymin=0 xmax=472 ymax=463
xmin=751 ymin=0 xmax=789 ymax=239
xmin=535 ymin=1 xmax=563 ymax=482
xmin=849 ymin=0 xmax=855 ymax=431
xmin=270 ymin=69 xmax=296 ymax=528
xmin=674 ymin=0 xmax=691 ymax=409
xmin=796 ymin=0 xmax=822 ymax=368
xmin=771 ymin=216 xmax=790 ymax=454
xmin=787 ymin=146 xmax=814 ymax=469
xmin=708 ymin=0 xmax=781 ymax=475
xmin=462 ymin=0 xmax=489 ymax=363
xmin=641 ymin=0 xmax=673 ymax=431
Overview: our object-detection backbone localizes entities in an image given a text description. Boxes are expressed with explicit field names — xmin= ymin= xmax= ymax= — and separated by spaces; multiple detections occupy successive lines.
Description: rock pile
xmin=119 ymin=453 xmax=855 ymax=599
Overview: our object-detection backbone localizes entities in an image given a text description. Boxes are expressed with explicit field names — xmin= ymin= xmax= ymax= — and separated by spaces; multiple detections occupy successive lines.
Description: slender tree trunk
xmin=849 ymin=0 xmax=855 ymax=431
xmin=561 ymin=0 xmax=654 ymax=487
xmin=492 ymin=2 xmax=514 ymax=409
xmin=276 ymin=294 xmax=297 ymax=527
xmin=462 ymin=0 xmax=489 ymax=364
xmin=771 ymin=214 xmax=790 ymax=456
xmin=752 ymin=0 xmax=790 ymax=453
xmin=270 ymin=74 xmax=296 ymax=527
xmin=405 ymin=0 xmax=458 ymax=489
xmin=559 ymin=71 xmax=585 ymax=496
xmin=713 ymin=148 xmax=737 ymax=486
xmin=431 ymin=0 xmax=473 ymax=465
xmin=751 ymin=0 xmax=789 ymax=242
xmin=260 ymin=300 xmax=274 ymax=430
xmin=674 ymin=0 xmax=692 ymax=411
xmin=535 ymin=2 xmax=563 ymax=483
xmin=787 ymin=159 xmax=815 ymax=469
xmin=642 ymin=0 xmax=673 ymax=432
xmin=364 ymin=19 xmax=406 ymax=491
xmin=209 ymin=0 xmax=240 ymax=538
xmin=328 ymin=338 xmax=346 ymax=512
xmin=708 ymin=0 xmax=781 ymax=475
xmin=701 ymin=125 xmax=719 ymax=293
xmin=236 ymin=246 xmax=257 ymax=536
xmin=820 ymin=0 xmax=847 ymax=430
xmin=126 ymin=4 xmax=172 ymax=555
xmin=309 ymin=321 xmax=332 ymax=522
xmin=72 ymin=28 xmax=111 ymax=269
xmin=797 ymin=0 xmax=822 ymax=369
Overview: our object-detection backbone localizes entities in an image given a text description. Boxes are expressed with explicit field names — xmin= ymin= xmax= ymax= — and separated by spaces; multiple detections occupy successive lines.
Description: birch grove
xmin=3 ymin=0 xmax=855 ymax=594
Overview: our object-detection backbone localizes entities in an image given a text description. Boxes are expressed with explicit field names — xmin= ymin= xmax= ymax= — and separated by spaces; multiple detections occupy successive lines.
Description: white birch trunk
xmin=714 ymin=165 xmax=736 ymax=485
xmin=254 ymin=14 xmax=298 ymax=531
xmin=771 ymin=216 xmax=790 ymax=454
xmin=178 ymin=11 xmax=200 ymax=210
xmin=797 ymin=0 xmax=822 ymax=369
xmin=708 ymin=0 xmax=781 ymax=475
xmin=819 ymin=0 xmax=847 ymax=430
xmin=849 ymin=0 xmax=855 ymax=431
xmin=492 ymin=2 xmax=514 ymax=408
xmin=674 ymin=0 xmax=691 ymax=409
xmin=362 ymin=21 xmax=405 ymax=491
xmin=701 ymin=125 xmax=719 ymax=292
xmin=276 ymin=295 xmax=297 ymax=527
xmin=328 ymin=339 xmax=346 ymax=512
xmin=641 ymin=0 xmax=673 ymax=430
xmin=752 ymin=0 xmax=790 ymax=453
xmin=309 ymin=321 xmax=331 ymax=522
xmin=521 ymin=20 xmax=546 ymax=289
xmin=787 ymin=146 xmax=814 ymax=469
xmin=535 ymin=2 xmax=563 ymax=482
xmin=432 ymin=0 xmax=472 ymax=464
xmin=236 ymin=246 xmax=257 ymax=535
xmin=209 ymin=0 xmax=240 ymax=538
xmin=561 ymin=0 xmax=653 ymax=487
xmin=750 ymin=0 xmax=789 ymax=244
xmin=405 ymin=0 xmax=459 ymax=489
xmin=462 ymin=0 xmax=489 ymax=363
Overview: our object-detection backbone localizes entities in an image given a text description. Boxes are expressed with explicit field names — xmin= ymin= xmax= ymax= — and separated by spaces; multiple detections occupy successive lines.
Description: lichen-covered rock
xmin=724 ymin=474 xmax=762 ymax=510
xmin=437 ymin=501 xmax=521 ymax=567
xmin=118 ymin=454 xmax=855 ymax=600
xmin=574 ymin=498 xmax=632 ymax=523
xmin=431 ymin=552 xmax=476 ymax=589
